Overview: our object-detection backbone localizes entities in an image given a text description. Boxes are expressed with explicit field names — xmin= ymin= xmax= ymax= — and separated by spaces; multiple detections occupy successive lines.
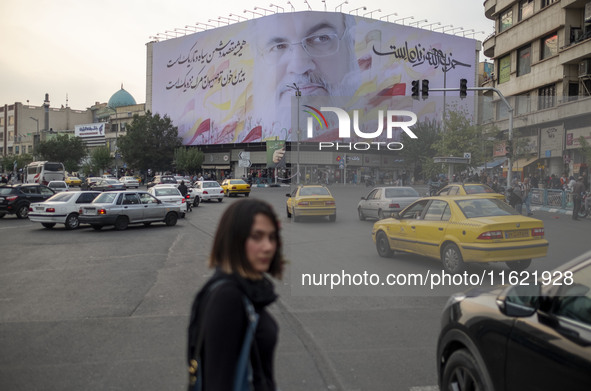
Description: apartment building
xmin=482 ymin=0 xmax=591 ymax=182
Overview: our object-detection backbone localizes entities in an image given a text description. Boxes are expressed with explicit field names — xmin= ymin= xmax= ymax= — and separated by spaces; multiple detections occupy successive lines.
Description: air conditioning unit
xmin=579 ymin=59 xmax=591 ymax=76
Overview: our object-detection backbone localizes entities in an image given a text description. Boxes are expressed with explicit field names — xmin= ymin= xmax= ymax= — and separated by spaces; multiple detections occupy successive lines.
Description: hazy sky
xmin=0 ymin=0 xmax=493 ymax=110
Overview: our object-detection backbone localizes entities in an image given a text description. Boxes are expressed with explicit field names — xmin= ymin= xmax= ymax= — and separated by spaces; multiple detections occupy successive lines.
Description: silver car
xmin=192 ymin=180 xmax=224 ymax=204
xmin=78 ymin=190 xmax=182 ymax=230
xmin=357 ymin=186 xmax=421 ymax=220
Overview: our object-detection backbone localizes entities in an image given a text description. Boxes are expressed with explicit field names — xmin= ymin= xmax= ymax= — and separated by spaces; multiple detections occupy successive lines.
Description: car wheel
xmin=245 ymin=193 xmax=250 ymax=197
xmin=165 ymin=212 xmax=178 ymax=226
xmin=218 ymin=198 xmax=223 ymax=203
xmin=16 ymin=204 xmax=30 ymax=219
xmin=442 ymin=243 xmax=465 ymax=274
xmin=224 ymin=190 xmax=228 ymax=197
xmin=329 ymin=214 xmax=336 ymax=222
xmin=114 ymin=216 xmax=129 ymax=231
xmin=143 ymin=222 xmax=152 ymax=227
xmin=293 ymin=210 xmax=300 ymax=222
xmin=286 ymin=206 xmax=292 ymax=218
xmin=193 ymin=197 xmax=200 ymax=207
xmin=358 ymin=208 xmax=365 ymax=221
xmin=376 ymin=231 xmax=393 ymax=257
xmin=64 ymin=213 xmax=80 ymax=230
xmin=441 ymin=349 xmax=490 ymax=391
xmin=42 ymin=223 xmax=56 ymax=229
xmin=506 ymin=259 xmax=531 ymax=272
xmin=92 ymin=224 xmax=102 ymax=231
xmin=378 ymin=209 xmax=387 ymax=220
xmin=0 ymin=212 xmax=6 ymax=218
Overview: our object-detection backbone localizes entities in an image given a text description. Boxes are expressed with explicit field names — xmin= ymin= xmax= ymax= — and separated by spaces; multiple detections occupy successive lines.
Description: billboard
xmin=150 ymin=11 xmax=478 ymax=145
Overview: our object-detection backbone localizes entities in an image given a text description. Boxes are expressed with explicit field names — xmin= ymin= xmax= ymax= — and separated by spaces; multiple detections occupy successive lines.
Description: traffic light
xmin=505 ymin=140 xmax=513 ymax=157
xmin=421 ymin=79 xmax=429 ymax=99
xmin=411 ymin=80 xmax=420 ymax=100
xmin=459 ymin=78 xmax=468 ymax=99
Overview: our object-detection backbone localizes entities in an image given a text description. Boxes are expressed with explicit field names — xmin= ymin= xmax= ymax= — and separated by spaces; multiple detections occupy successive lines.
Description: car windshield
xmin=300 ymin=187 xmax=330 ymax=196
xmin=0 ymin=187 xmax=14 ymax=195
xmin=385 ymin=188 xmax=419 ymax=197
xmin=49 ymin=182 xmax=66 ymax=188
xmin=464 ymin=184 xmax=496 ymax=194
xmin=230 ymin=180 xmax=247 ymax=185
xmin=203 ymin=182 xmax=219 ymax=188
xmin=104 ymin=179 xmax=120 ymax=184
xmin=456 ymin=198 xmax=518 ymax=218
xmin=94 ymin=192 xmax=118 ymax=203
xmin=47 ymin=192 xmax=74 ymax=202
xmin=155 ymin=188 xmax=180 ymax=196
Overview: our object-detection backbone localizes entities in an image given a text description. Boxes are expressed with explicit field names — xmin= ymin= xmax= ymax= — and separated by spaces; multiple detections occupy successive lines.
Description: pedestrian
xmin=572 ymin=176 xmax=586 ymax=221
xmin=178 ymin=180 xmax=192 ymax=212
xmin=523 ymin=177 xmax=533 ymax=216
xmin=509 ymin=178 xmax=523 ymax=214
xmin=187 ymin=199 xmax=285 ymax=390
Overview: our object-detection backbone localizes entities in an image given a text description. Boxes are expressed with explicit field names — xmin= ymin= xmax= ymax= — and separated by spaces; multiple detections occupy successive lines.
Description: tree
xmin=36 ymin=134 xmax=87 ymax=173
xmin=117 ymin=111 xmax=183 ymax=174
xmin=90 ymin=147 xmax=112 ymax=174
xmin=433 ymin=109 xmax=481 ymax=173
xmin=174 ymin=147 xmax=204 ymax=175
xmin=399 ymin=119 xmax=441 ymax=181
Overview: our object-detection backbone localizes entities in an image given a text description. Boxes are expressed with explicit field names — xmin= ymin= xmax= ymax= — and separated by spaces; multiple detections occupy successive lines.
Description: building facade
xmin=482 ymin=0 xmax=591 ymax=184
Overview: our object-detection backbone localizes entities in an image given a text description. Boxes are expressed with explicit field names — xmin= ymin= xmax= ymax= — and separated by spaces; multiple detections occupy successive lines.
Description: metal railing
xmin=530 ymin=188 xmax=573 ymax=209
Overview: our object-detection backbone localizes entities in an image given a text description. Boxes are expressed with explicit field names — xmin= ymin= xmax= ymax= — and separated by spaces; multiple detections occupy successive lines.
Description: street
xmin=1 ymin=184 xmax=589 ymax=390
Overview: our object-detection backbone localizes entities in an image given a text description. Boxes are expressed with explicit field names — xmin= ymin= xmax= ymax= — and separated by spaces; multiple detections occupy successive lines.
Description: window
xmin=497 ymin=101 xmax=510 ymax=120
xmin=498 ymin=55 xmax=511 ymax=84
xmin=519 ymin=0 xmax=534 ymax=21
xmin=541 ymin=33 xmax=558 ymax=60
xmin=500 ymin=9 xmax=513 ymax=32
xmin=538 ymin=84 xmax=556 ymax=110
xmin=516 ymin=93 xmax=531 ymax=116
xmin=517 ymin=45 xmax=531 ymax=76
xmin=541 ymin=0 xmax=558 ymax=8
xmin=423 ymin=201 xmax=449 ymax=221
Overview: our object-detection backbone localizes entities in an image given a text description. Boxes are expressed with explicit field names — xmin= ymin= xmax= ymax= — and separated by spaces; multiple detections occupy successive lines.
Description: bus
xmin=26 ymin=161 xmax=65 ymax=185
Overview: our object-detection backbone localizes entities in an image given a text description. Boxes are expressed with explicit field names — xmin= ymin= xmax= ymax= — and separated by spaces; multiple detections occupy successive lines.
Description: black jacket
xmin=188 ymin=270 xmax=278 ymax=391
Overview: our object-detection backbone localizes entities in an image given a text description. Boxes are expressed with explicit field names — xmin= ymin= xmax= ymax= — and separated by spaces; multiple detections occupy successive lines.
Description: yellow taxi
xmin=286 ymin=185 xmax=336 ymax=222
xmin=221 ymin=179 xmax=251 ymax=197
xmin=372 ymin=196 xmax=548 ymax=273
xmin=436 ymin=183 xmax=505 ymax=201
xmin=65 ymin=176 xmax=82 ymax=186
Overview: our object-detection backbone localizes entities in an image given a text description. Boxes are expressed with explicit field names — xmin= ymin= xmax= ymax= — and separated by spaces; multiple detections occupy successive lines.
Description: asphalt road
xmin=0 ymin=184 xmax=589 ymax=390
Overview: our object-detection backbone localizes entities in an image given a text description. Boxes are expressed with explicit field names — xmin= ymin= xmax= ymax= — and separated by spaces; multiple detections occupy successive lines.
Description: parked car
xmin=0 ymin=184 xmax=55 ymax=218
xmin=78 ymin=190 xmax=182 ymax=231
xmin=437 ymin=249 xmax=591 ymax=391
xmin=286 ymin=185 xmax=336 ymax=222
xmin=436 ymin=183 xmax=505 ymax=201
xmin=192 ymin=180 xmax=224 ymax=205
xmin=372 ymin=196 xmax=548 ymax=273
xmin=89 ymin=178 xmax=126 ymax=192
xmin=147 ymin=185 xmax=186 ymax=212
xmin=221 ymin=179 xmax=251 ymax=197
xmin=64 ymin=176 xmax=82 ymax=187
xmin=119 ymin=176 xmax=140 ymax=189
xmin=357 ymin=186 xmax=421 ymax=220
xmin=146 ymin=175 xmax=177 ymax=188
xmin=47 ymin=180 xmax=69 ymax=193
xmin=82 ymin=177 xmax=102 ymax=190
xmin=28 ymin=191 xmax=101 ymax=229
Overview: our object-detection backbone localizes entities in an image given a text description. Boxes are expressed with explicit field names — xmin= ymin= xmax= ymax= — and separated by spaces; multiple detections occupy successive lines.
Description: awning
xmin=483 ymin=157 xmax=506 ymax=169
xmin=202 ymin=165 xmax=231 ymax=169
xmin=503 ymin=156 xmax=538 ymax=172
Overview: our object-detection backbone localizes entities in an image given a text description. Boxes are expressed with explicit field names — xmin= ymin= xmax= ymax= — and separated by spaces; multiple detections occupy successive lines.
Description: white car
xmin=28 ymin=191 xmax=101 ymax=229
xmin=147 ymin=185 xmax=187 ymax=212
xmin=119 ymin=176 xmax=140 ymax=189
xmin=192 ymin=181 xmax=224 ymax=204
xmin=47 ymin=181 xmax=69 ymax=193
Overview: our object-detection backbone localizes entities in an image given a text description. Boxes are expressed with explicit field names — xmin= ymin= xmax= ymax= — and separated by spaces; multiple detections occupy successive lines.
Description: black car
xmin=0 ymin=184 xmax=56 ymax=218
xmin=437 ymin=250 xmax=591 ymax=391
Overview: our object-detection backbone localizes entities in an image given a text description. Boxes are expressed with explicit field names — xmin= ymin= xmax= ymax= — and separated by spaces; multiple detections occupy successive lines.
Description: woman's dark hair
xmin=209 ymin=199 xmax=284 ymax=279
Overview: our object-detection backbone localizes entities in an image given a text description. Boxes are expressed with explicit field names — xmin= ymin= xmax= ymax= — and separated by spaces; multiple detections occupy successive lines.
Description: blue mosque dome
xmin=107 ymin=85 xmax=137 ymax=108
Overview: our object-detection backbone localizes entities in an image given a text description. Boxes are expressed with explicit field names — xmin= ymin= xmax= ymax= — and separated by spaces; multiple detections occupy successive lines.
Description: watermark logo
xmin=304 ymin=106 xmax=418 ymax=151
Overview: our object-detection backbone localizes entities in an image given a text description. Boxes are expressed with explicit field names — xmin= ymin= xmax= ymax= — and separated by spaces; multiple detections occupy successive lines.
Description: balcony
xmin=484 ymin=0 xmax=496 ymax=19
xmin=483 ymin=33 xmax=496 ymax=58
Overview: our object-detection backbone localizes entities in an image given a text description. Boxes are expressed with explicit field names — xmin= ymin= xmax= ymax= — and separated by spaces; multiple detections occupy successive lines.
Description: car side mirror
xmin=497 ymin=284 xmax=540 ymax=317
xmin=286 ymin=193 xmax=291 ymax=197
xmin=360 ymin=196 xmax=366 ymax=200
xmin=392 ymin=212 xmax=401 ymax=219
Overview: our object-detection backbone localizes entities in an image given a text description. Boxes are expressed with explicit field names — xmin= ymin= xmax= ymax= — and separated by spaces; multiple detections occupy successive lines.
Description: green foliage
xmin=1 ymin=154 xmax=33 ymax=172
xmin=433 ymin=109 xmax=482 ymax=172
xmin=36 ymin=134 xmax=87 ymax=172
xmin=117 ymin=111 xmax=183 ymax=173
xmin=90 ymin=147 xmax=112 ymax=173
xmin=399 ymin=119 xmax=441 ymax=180
xmin=174 ymin=147 xmax=204 ymax=175
xmin=579 ymin=136 xmax=591 ymax=164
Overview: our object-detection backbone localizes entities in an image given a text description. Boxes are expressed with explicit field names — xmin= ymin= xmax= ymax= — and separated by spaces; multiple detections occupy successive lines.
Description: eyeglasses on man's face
xmin=262 ymin=32 xmax=344 ymax=61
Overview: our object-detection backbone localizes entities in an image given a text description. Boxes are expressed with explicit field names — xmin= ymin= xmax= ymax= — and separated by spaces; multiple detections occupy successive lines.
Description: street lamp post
xmin=30 ymin=117 xmax=39 ymax=158
xmin=287 ymin=84 xmax=302 ymax=185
